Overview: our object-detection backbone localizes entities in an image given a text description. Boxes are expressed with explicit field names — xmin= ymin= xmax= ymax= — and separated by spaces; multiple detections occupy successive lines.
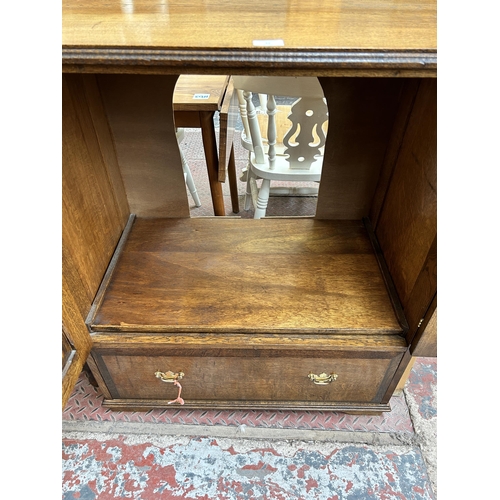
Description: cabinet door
xmin=371 ymin=79 xmax=437 ymax=354
xmin=62 ymin=329 xmax=75 ymax=375
xmin=411 ymin=301 xmax=437 ymax=357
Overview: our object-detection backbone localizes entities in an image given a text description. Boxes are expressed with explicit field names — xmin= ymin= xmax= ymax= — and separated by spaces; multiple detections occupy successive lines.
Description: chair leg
xmin=227 ymin=144 xmax=240 ymax=213
xmin=254 ymin=178 xmax=271 ymax=219
xmin=244 ymin=161 xmax=253 ymax=211
xmin=180 ymin=147 xmax=202 ymax=207
xmin=240 ymin=166 xmax=248 ymax=183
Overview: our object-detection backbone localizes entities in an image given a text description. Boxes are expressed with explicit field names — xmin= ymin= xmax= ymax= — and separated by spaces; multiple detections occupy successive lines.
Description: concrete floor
xmin=63 ymin=357 xmax=437 ymax=499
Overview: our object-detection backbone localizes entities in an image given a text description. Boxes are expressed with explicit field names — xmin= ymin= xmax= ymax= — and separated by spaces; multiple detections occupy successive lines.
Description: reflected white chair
xmin=176 ymin=128 xmax=201 ymax=207
xmin=233 ymin=76 xmax=328 ymax=219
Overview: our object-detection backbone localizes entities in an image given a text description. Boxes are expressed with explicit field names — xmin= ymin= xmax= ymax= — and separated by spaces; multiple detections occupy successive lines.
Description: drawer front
xmin=93 ymin=346 xmax=405 ymax=407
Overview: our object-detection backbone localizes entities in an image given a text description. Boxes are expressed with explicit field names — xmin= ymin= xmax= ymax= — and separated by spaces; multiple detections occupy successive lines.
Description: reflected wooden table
xmin=174 ymin=74 xmax=238 ymax=215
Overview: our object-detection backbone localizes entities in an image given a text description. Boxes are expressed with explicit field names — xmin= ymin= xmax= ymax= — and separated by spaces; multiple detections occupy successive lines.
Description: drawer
xmin=91 ymin=333 xmax=407 ymax=412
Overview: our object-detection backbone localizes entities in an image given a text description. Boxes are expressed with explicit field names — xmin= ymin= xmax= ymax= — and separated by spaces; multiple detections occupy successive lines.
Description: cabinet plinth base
xmin=101 ymin=399 xmax=392 ymax=414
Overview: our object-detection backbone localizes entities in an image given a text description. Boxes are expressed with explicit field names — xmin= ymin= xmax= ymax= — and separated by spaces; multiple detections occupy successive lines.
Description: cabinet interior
xmin=62 ymin=73 xmax=436 ymax=410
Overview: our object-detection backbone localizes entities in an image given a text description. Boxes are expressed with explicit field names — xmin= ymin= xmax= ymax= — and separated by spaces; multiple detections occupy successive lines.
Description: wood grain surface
xmin=374 ymin=79 xmax=437 ymax=311
xmin=173 ymin=75 xmax=229 ymax=112
xmin=92 ymin=330 xmax=406 ymax=406
xmin=369 ymin=79 xmax=421 ymax=227
xmin=91 ymin=333 xmax=408 ymax=351
xmin=315 ymin=78 xmax=403 ymax=220
xmin=91 ymin=218 xmax=404 ymax=334
xmin=63 ymin=74 xmax=130 ymax=305
xmin=62 ymin=73 xmax=131 ymax=407
xmin=61 ymin=1 xmax=438 ymax=408
xmin=97 ymin=74 xmax=190 ymax=217
xmin=62 ymin=274 xmax=93 ymax=408
xmin=95 ymin=349 xmax=404 ymax=403
xmin=62 ymin=0 xmax=436 ymax=77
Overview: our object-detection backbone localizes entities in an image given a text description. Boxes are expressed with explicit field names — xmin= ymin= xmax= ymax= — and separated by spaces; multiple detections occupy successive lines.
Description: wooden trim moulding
xmin=86 ymin=354 xmax=114 ymax=400
xmin=363 ymin=217 xmax=409 ymax=336
xmin=90 ymin=333 xmax=408 ymax=351
xmin=85 ymin=213 xmax=136 ymax=330
xmin=62 ymin=351 xmax=76 ymax=380
xmin=62 ymin=350 xmax=86 ymax=409
xmin=381 ymin=349 xmax=413 ymax=404
xmin=101 ymin=399 xmax=392 ymax=413
xmin=62 ymin=48 xmax=437 ymax=77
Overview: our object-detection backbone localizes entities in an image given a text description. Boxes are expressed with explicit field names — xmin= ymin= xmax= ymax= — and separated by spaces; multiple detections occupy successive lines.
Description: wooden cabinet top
xmin=62 ymin=0 xmax=437 ymax=76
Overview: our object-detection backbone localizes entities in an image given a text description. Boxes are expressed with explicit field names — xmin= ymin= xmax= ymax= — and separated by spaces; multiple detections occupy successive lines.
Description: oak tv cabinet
xmin=62 ymin=0 xmax=437 ymax=412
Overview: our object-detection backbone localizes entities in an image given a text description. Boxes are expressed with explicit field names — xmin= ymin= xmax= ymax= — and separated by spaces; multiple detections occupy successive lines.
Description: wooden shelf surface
xmin=90 ymin=217 xmax=405 ymax=335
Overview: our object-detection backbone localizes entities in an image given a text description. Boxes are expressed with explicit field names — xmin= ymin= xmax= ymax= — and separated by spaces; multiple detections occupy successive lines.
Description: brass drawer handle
xmin=155 ymin=370 xmax=185 ymax=405
xmin=154 ymin=370 xmax=184 ymax=383
xmin=308 ymin=372 xmax=338 ymax=385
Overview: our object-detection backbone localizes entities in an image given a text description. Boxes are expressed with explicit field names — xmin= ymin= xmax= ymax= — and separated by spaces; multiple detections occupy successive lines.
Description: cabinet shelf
xmin=88 ymin=216 xmax=406 ymax=337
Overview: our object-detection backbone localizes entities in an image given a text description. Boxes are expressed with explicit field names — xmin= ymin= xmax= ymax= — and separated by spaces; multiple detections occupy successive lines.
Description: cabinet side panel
xmin=374 ymin=79 xmax=437 ymax=330
xmin=97 ymin=74 xmax=190 ymax=218
xmin=404 ymin=235 xmax=437 ymax=339
xmin=316 ymin=78 xmax=403 ymax=219
xmin=62 ymin=275 xmax=93 ymax=408
xmin=370 ymin=79 xmax=421 ymax=226
xmin=62 ymin=74 xmax=131 ymax=404
xmin=82 ymin=75 xmax=130 ymax=223
xmin=62 ymin=241 xmax=91 ymax=321
xmin=63 ymin=74 xmax=129 ymax=303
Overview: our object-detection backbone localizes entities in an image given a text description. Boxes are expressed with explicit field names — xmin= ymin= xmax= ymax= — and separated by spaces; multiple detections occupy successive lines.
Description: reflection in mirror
xmin=180 ymin=79 xmax=328 ymax=218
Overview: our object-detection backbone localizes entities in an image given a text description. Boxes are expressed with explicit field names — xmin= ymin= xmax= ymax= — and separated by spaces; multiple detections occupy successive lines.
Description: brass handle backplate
xmin=154 ymin=370 xmax=184 ymax=383
xmin=308 ymin=372 xmax=338 ymax=385
xmin=155 ymin=370 xmax=185 ymax=405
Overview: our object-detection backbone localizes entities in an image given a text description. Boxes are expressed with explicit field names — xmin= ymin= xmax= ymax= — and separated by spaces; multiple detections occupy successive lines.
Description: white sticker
xmin=252 ymin=39 xmax=285 ymax=47
xmin=193 ymin=93 xmax=210 ymax=99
